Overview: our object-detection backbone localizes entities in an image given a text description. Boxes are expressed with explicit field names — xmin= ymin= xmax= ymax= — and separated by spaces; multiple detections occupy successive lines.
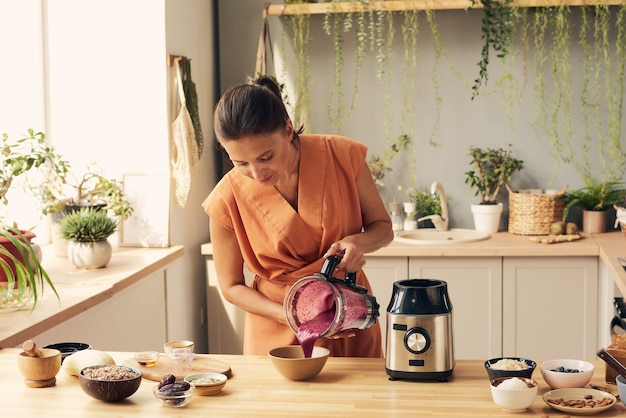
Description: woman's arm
xmin=324 ymin=163 xmax=394 ymax=272
xmin=210 ymin=218 xmax=288 ymax=325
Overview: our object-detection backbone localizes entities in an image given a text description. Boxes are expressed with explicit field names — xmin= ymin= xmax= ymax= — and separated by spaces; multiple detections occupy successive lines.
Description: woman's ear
xmin=285 ymin=119 xmax=295 ymax=140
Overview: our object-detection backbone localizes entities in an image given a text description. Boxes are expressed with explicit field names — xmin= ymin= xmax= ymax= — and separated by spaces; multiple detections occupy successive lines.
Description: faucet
xmin=417 ymin=182 xmax=449 ymax=232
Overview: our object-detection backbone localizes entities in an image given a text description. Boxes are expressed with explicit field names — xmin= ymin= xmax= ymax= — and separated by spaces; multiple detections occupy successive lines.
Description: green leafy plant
xmin=367 ymin=134 xmax=411 ymax=187
xmin=409 ymin=189 xmax=442 ymax=217
xmin=470 ymin=0 xmax=515 ymax=99
xmin=465 ymin=145 xmax=524 ymax=204
xmin=35 ymin=168 xmax=133 ymax=220
xmin=563 ymin=177 xmax=626 ymax=220
xmin=0 ymin=129 xmax=66 ymax=311
xmin=58 ymin=207 xmax=118 ymax=243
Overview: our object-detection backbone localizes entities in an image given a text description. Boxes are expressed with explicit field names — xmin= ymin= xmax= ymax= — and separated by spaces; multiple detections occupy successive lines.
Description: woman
xmin=202 ymin=76 xmax=394 ymax=357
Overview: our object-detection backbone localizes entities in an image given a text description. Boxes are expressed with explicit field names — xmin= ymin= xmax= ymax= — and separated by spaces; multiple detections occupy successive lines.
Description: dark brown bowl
xmin=484 ymin=357 xmax=536 ymax=380
xmin=79 ymin=364 xmax=142 ymax=402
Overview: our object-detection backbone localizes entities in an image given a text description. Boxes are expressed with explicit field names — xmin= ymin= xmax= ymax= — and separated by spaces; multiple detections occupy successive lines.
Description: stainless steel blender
xmin=385 ymin=279 xmax=455 ymax=381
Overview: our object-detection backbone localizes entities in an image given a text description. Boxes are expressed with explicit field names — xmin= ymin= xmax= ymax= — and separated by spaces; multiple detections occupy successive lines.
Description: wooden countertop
xmin=0 ymin=245 xmax=184 ymax=348
xmin=1 ymin=348 xmax=624 ymax=417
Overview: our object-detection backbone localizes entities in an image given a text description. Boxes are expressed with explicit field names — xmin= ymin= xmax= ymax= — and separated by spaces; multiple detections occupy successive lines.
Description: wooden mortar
xmin=17 ymin=348 xmax=62 ymax=388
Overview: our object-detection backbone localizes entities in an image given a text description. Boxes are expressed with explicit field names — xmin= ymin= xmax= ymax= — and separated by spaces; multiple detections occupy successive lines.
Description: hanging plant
xmin=425 ymin=9 xmax=443 ymax=146
xmin=470 ymin=0 xmax=515 ymax=99
xmin=367 ymin=134 xmax=411 ymax=187
xmin=285 ymin=2 xmax=312 ymax=131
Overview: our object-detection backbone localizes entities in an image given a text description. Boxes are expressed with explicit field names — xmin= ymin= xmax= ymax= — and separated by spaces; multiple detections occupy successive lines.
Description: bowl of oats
xmin=484 ymin=357 xmax=536 ymax=380
xmin=79 ymin=364 xmax=142 ymax=402
xmin=184 ymin=372 xmax=228 ymax=396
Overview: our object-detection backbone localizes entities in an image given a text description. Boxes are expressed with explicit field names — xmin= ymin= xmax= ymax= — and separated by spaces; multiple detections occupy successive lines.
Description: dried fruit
xmin=158 ymin=373 xmax=176 ymax=389
xmin=159 ymin=381 xmax=191 ymax=395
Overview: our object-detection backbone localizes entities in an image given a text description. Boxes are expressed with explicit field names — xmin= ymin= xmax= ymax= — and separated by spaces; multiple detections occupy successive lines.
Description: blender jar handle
xmin=321 ymin=256 xmax=360 ymax=288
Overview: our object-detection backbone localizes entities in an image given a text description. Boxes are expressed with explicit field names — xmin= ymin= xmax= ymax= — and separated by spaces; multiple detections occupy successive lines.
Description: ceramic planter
xmin=471 ymin=203 xmax=503 ymax=234
xmin=582 ymin=209 xmax=608 ymax=234
xmin=67 ymin=240 xmax=112 ymax=269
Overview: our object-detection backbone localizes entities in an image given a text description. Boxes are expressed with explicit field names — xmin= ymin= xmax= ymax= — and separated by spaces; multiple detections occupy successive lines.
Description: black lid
xmin=387 ymin=279 xmax=452 ymax=315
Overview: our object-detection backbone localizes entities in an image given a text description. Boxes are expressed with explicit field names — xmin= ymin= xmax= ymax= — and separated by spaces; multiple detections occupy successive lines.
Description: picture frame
xmin=119 ymin=174 xmax=170 ymax=247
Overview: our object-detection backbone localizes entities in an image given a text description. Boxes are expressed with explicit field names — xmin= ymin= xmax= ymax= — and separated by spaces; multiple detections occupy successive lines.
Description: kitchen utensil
xmin=385 ymin=278 xmax=454 ymax=381
xmin=17 ymin=347 xmax=61 ymax=387
xmin=22 ymin=340 xmax=43 ymax=357
xmin=284 ymin=255 xmax=379 ymax=357
xmin=597 ymin=348 xmax=626 ymax=379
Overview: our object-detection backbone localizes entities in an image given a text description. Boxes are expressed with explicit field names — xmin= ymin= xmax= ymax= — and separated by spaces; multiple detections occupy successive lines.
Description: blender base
xmin=385 ymin=368 xmax=453 ymax=382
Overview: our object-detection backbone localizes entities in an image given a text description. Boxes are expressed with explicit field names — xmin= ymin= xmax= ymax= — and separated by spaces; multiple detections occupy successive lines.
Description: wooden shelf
xmin=267 ymin=0 xmax=625 ymax=15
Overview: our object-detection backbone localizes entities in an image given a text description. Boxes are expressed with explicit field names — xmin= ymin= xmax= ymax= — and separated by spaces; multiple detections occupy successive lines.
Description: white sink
xmin=394 ymin=228 xmax=490 ymax=245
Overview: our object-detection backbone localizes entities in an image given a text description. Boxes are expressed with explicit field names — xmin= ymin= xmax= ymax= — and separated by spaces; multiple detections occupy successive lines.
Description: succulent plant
xmin=59 ymin=207 xmax=117 ymax=242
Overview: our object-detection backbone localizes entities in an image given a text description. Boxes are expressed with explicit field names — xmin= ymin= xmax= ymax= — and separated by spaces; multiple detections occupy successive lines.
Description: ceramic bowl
xmin=617 ymin=375 xmax=626 ymax=406
xmin=153 ymin=384 xmax=195 ymax=407
xmin=184 ymin=372 xmax=228 ymax=395
xmin=164 ymin=340 xmax=194 ymax=355
xmin=268 ymin=345 xmax=330 ymax=381
xmin=79 ymin=364 xmax=141 ymax=402
xmin=484 ymin=357 xmax=536 ymax=380
xmin=44 ymin=342 xmax=90 ymax=363
xmin=540 ymin=359 xmax=594 ymax=389
xmin=17 ymin=348 xmax=62 ymax=388
xmin=490 ymin=377 xmax=538 ymax=412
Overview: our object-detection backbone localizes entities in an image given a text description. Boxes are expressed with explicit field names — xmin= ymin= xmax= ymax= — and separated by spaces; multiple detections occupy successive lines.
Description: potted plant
xmin=58 ymin=207 xmax=117 ymax=269
xmin=465 ymin=145 xmax=524 ymax=233
xmin=563 ymin=177 xmax=626 ymax=233
xmin=32 ymin=166 xmax=133 ymax=257
xmin=0 ymin=129 xmax=67 ymax=311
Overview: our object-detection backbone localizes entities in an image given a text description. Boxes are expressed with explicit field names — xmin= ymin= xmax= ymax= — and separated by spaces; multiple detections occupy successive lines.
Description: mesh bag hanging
xmin=171 ymin=57 xmax=199 ymax=208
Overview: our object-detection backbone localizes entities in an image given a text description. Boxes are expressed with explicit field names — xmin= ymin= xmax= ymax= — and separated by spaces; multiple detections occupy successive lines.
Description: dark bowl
xmin=44 ymin=342 xmax=91 ymax=363
xmin=79 ymin=364 xmax=141 ymax=402
xmin=484 ymin=357 xmax=536 ymax=380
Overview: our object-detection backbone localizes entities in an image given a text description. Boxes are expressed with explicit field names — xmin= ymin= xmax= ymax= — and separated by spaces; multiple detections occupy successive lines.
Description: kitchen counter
xmin=1 ymin=348 xmax=624 ymax=417
xmin=0 ymin=245 xmax=184 ymax=348
xmin=202 ymin=230 xmax=625 ymax=294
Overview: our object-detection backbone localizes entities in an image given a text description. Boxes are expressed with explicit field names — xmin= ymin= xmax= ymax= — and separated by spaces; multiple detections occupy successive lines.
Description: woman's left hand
xmin=323 ymin=241 xmax=365 ymax=272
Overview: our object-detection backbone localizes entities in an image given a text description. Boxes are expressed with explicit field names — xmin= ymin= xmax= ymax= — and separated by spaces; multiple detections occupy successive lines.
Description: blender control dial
xmin=404 ymin=326 xmax=431 ymax=354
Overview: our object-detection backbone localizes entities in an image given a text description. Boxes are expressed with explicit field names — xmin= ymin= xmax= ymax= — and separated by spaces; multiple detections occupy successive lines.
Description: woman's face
xmin=222 ymin=120 xmax=296 ymax=187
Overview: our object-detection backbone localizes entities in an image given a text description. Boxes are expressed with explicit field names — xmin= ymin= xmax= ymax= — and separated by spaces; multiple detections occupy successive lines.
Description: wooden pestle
xmin=22 ymin=340 xmax=44 ymax=357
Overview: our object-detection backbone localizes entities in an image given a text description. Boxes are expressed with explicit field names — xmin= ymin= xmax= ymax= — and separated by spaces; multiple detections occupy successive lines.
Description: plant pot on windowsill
xmin=58 ymin=207 xmax=117 ymax=269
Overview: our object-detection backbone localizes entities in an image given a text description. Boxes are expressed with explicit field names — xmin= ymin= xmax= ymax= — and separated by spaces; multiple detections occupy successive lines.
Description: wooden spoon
xmin=22 ymin=340 xmax=44 ymax=357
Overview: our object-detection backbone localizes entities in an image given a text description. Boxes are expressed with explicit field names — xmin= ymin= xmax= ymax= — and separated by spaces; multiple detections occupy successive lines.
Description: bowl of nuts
xmin=153 ymin=373 xmax=195 ymax=407
xmin=543 ymin=388 xmax=616 ymax=414
xmin=184 ymin=372 xmax=228 ymax=396
xmin=79 ymin=364 xmax=141 ymax=402
xmin=540 ymin=359 xmax=594 ymax=389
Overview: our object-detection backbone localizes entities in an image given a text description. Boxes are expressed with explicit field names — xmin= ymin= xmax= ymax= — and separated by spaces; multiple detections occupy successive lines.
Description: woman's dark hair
xmin=213 ymin=76 xmax=303 ymax=143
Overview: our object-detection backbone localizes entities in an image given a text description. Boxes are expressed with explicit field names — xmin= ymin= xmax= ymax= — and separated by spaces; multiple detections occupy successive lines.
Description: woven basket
xmin=507 ymin=186 xmax=567 ymax=235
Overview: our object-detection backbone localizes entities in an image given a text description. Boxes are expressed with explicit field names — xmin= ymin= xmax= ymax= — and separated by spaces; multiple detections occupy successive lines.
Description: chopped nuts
xmin=547 ymin=395 xmax=614 ymax=408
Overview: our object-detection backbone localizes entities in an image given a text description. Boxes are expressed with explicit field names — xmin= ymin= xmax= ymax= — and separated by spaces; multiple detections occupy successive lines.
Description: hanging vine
xmin=400 ymin=8 xmax=419 ymax=181
xmin=286 ymin=10 xmax=311 ymax=131
xmin=425 ymin=9 xmax=443 ymax=147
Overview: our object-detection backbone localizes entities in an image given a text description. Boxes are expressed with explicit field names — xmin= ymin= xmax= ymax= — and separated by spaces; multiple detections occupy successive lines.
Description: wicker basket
xmin=507 ymin=186 xmax=567 ymax=235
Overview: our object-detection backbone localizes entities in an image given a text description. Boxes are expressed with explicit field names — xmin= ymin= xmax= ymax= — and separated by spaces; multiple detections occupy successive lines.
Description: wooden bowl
xmin=17 ymin=348 xmax=62 ymax=387
xmin=79 ymin=364 xmax=141 ymax=402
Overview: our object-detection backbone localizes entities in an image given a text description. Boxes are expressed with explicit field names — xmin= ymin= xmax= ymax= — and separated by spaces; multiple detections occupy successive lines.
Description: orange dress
xmin=203 ymin=135 xmax=383 ymax=357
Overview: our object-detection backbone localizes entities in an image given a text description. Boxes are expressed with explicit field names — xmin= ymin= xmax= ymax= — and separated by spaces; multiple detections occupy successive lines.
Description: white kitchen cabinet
xmin=363 ymin=256 xmax=409 ymax=354
xmin=32 ymin=271 xmax=167 ymax=352
xmin=502 ymin=257 xmax=598 ymax=361
xmin=409 ymin=257 xmax=503 ymax=360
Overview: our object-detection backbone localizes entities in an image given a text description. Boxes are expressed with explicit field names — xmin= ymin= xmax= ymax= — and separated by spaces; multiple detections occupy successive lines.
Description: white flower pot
xmin=471 ymin=203 xmax=503 ymax=234
xmin=67 ymin=240 xmax=112 ymax=269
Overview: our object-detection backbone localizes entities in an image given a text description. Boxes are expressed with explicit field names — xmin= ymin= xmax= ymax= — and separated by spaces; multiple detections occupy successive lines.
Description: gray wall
xmin=217 ymin=1 xmax=625 ymax=230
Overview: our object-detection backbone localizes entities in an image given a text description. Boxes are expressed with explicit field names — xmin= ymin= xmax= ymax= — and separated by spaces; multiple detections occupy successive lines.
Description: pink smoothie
xmin=292 ymin=279 xmax=369 ymax=358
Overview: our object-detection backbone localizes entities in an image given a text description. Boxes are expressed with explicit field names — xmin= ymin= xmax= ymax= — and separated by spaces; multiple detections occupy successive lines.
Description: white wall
xmin=1 ymin=0 xmax=216 ymax=353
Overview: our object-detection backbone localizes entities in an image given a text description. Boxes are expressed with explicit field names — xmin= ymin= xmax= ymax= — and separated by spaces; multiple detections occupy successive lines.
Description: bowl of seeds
xmin=79 ymin=364 xmax=141 ymax=402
